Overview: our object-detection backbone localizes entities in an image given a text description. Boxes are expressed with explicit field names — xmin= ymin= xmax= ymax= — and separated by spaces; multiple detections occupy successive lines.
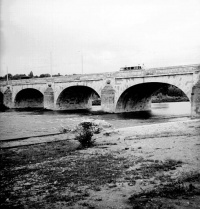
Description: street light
xmin=6 ymin=66 xmax=9 ymax=84
xmin=50 ymin=51 xmax=53 ymax=77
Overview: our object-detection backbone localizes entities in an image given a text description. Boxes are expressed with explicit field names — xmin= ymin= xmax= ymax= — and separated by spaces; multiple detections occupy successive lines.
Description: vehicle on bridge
xmin=120 ymin=65 xmax=143 ymax=71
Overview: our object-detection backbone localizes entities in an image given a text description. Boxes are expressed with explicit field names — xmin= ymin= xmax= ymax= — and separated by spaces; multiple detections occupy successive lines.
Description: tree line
xmin=0 ymin=71 xmax=62 ymax=80
xmin=151 ymin=85 xmax=188 ymax=102
xmin=156 ymin=85 xmax=186 ymax=97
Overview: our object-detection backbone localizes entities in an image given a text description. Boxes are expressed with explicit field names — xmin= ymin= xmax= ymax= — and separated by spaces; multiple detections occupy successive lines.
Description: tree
xmin=39 ymin=73 xmax=51 ymax=78
xmin=29 ymin=71 xmax=34 ymax=78
xmin=52 ymin=73 xmax=61 ymax=77
xmin=4 ymin=73 xmax=12 ymax=79
xmin=12 ymin=74 xmax=26 ymax=80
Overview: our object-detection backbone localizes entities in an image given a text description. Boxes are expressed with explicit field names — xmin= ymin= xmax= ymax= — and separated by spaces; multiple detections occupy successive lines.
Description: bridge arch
xmin=115 ymin=82 xmax=189 ymax=113
xmin=56 ymin=85 xmax=100 ymax=110
xmin=14 ymin=88 xmax=44 ymax=109
xmin=0 ymin=91 xmax=3 ymax=106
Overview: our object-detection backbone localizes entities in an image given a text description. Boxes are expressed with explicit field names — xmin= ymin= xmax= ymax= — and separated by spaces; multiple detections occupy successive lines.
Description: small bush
xmin=75 ymin=122 xmax=95 ymax=148
xmin=59 ymin=126 xmax=71 ymax=133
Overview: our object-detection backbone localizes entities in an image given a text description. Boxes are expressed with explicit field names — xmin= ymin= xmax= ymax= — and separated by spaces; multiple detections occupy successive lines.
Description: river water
xmin=0 ymin=102 xmax=190 ymax=141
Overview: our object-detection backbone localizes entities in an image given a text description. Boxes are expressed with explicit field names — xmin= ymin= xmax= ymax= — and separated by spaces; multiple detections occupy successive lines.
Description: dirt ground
xmin=0 ymin=119 xmax=200 ymax=209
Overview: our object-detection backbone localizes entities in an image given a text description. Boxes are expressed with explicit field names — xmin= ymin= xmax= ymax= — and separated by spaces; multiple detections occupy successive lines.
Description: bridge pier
xmin=3 ymin=86 xmax=13 ymax=108
xmin=44 ymin=85 xmax=55 ymax=110
xmin=191 ymin=81 xmax=200 ymax=118
xmin=101 ymin=81 xmax=116 ymax=113
xmin=115 ymin=97 xmax=152 ymax=113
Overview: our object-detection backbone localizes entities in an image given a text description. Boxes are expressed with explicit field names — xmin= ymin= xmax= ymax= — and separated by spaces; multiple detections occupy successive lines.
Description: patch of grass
xmin=125 ymin=159 xmax=183 ymax=181
xmin=0 ymin=144 xmax=127 ymax=208
xmin=0 ymin=140 xmax=78 ymax=168
xmin=129 ymin=172 xmax=200 ymax=209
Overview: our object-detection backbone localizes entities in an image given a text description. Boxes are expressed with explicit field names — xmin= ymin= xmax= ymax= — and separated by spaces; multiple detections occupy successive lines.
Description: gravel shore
xmin=1 ymin=119 xmax=200 ymax=208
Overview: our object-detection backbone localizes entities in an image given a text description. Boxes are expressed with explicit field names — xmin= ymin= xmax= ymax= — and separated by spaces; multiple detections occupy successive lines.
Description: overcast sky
xmin=0 ymin=0 xmax=200 ymax=76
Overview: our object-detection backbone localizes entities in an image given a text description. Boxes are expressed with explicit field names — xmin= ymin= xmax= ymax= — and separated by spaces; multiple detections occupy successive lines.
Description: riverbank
xmin=151 ymin=95 xmax=189 ymax=103
xmin=91 ymin=95 xmax=189 ymax=106
xmin=0 ymin=119 xmax=200 ymax=208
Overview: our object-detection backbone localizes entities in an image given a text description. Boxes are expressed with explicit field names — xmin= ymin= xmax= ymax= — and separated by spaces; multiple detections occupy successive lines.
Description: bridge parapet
xmin=0 ymin=77 xmax=53 ymax=86
xmin=144 ymin=64 xmax=200 ymax=76
xmin=115 ymin=64 xmax=200 ymax=78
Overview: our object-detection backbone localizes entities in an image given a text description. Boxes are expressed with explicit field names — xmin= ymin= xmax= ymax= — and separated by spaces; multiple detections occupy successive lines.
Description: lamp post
xmin=50 ymin=52 xmax=53 ymax=77
xmin=6 ymin=66 xmax=9 ymax=84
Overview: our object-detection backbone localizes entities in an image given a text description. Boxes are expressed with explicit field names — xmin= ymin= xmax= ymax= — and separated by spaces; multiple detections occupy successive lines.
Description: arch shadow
xmin=15 ymin=88 xmax=44 ymax=109
xmin=0 ymin=91 xmax=3 ymax=105
xmin=0 ymin=91 xmax=7 ymax=111
xmin=56 ymin=86 xmax=100 ymax=110
xmin=116 ymin=82 xmax=189 ymax=113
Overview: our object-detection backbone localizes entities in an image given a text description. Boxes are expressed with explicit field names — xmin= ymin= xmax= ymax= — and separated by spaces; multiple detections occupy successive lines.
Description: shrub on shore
xmin=75 ymin=122 xmax=96 ymax=148
xmin=59 ymin=119 xmax=112 ymax=148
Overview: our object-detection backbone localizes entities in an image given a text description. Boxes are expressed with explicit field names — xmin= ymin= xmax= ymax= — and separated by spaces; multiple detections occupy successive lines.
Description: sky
xmin=0 ymin=0 xmax=200 ymax=76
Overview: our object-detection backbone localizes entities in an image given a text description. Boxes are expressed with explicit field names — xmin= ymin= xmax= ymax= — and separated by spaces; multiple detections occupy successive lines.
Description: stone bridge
xmin=0 ymin=64 xmax=200 ymax=117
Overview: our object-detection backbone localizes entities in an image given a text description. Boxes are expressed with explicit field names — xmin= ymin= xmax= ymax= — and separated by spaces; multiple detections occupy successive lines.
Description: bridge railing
xmin=115 ymin=65 xmax=200 ymax=78
xmin=0 ymin=77 xmax=53 ymax=86
xmin=144 ymin=65 xmax=199 ymax=76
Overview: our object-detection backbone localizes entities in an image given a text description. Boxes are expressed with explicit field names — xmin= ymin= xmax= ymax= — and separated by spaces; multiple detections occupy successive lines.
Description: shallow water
xmin=0 ymin=102 xmax=190 ymax=141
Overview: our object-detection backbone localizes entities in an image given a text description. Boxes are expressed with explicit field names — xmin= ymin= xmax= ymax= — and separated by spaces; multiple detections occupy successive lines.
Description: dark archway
xmin=0 ymin=92 xmax=3 ymax=106
xmin=0 ymin=91 xmax=5 ymax=110
xmin=15 ymin=88 xmax=44 ymax=109
xmin=56 ymin=86 xmax=100 ymax=110
xmin=116 ymin=82 xmax=189 ymax=113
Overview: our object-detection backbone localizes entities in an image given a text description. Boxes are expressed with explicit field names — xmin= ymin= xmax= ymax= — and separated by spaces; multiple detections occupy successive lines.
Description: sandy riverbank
xmin=1 ymin=119 xmax=200 ymax=208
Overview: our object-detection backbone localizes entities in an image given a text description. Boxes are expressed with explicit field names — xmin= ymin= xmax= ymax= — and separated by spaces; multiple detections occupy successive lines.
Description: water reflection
xmin=152 ymin=103 xmax=169 ymax=109
xmin=151 ymin=102 xmax=190 ymax=117
xmin=116 ymin=111 xmax=152 ymax=120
